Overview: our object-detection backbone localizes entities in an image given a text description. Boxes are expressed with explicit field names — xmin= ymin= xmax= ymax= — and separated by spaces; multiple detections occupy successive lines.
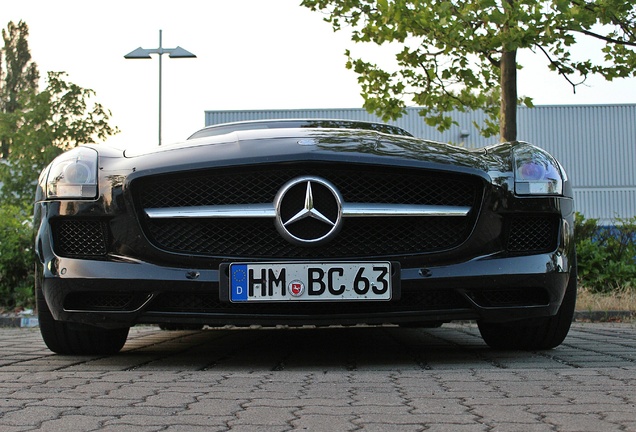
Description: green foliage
xmin=0 ymin=71 xmax=120 ymax=207
xmin=0 ymin=205 xmax=34 ymax=310
xmin=0 ymin=21 xmax=39 ymax=111
xmin=1 ymin=20 xmax=39 ymax=159
xmin=301 ymin=0 xmax=636 ymax=140
xmin=0 ymin=21 xmax=119 ymax=309
xmin=575 ymin=213 xmax=636 ymax=294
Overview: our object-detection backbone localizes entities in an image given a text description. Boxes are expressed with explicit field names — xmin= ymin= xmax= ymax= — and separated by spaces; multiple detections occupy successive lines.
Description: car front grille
xmin=132 ymin=163 xmax=483 ymax=259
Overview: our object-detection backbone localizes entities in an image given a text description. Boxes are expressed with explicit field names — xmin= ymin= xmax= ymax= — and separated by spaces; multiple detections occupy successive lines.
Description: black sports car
xmin=34 ymin=119 xmax=576 ymax=354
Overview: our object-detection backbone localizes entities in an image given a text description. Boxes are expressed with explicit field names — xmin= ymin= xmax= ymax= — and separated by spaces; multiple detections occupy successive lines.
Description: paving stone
xmin=0 ymin=323 xmax=635 ymax=431
xmin=36 ymin=415 xmax=110 ymax=432
xmin=542 ymin=412 xmax=626 ymax=432
xmin=291 ymin=414 xmax=358 ymax=431
xmin=229 ymin=406 xmax=297 ymax=427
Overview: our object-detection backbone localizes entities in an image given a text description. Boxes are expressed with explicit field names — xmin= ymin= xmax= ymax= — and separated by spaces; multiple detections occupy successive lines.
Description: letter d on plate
xmin=231 ymin=264 xmax=248 ymax=301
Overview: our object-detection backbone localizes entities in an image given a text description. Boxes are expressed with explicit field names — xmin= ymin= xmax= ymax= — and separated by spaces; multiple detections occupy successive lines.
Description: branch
xmin=536 ymin=45 xmax=586 ymax=93
xmin=574 ymin=28 xmax=636 ymax=47
xmin=483 ymin=52 xmax=501 ymax=68
xmin=569 ymin=0 xmax=636 ymax=43
xmin=429 ymin=64 xmax=472 ymax=108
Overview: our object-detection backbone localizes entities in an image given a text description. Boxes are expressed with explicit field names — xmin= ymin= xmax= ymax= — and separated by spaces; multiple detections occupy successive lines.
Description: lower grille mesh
xmin=466 ymin=288 xmax=550 ymax=307
xmin=146 ymin=216 xmax=471 ymax=258
xmin=52 ymin=220 xmax=108 ymax=257
xmin=147 ymin=288 xmax=472 ymax=315
xmin=507 ymin=215 xmax=559 ymax=253
xmin=63 ymin=292 xmax=151 ymax=311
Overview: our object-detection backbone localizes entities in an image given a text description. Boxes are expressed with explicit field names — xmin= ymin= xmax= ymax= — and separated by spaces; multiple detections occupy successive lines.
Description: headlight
xmin=513 ymin=144 xmax=564 ymax=195
xmin=46 ymin=147 xmax=98 ymax=199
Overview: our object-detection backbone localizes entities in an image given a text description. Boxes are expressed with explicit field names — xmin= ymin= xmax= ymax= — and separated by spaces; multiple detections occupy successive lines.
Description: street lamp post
xmin=124 ymin=30 xmax=196 ymax=146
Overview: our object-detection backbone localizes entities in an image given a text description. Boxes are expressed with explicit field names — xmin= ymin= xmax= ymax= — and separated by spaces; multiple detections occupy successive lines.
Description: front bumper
xmin=38 ymin=250 xmax=573 ymax=329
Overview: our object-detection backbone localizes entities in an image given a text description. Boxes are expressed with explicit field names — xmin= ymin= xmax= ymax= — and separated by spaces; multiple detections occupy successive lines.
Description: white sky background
xmin=2 ymin=0 xmax=635 ymax=148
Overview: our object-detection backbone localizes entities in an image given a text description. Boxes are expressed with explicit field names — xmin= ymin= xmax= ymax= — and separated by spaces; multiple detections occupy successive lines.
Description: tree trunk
xmin=500 ymin=48 xmax=517 ymax=142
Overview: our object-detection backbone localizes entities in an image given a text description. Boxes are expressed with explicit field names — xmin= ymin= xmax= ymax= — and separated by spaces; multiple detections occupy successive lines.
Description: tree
xmin=301 ymin=0 xmax=636 ymax=142
xmin=0 ymin=20 xmax=39 ymax=158
xmin=0 ymin=21 xmax=119 ymax=309
xmin=0 ymin=71 xmax=120 ymax=207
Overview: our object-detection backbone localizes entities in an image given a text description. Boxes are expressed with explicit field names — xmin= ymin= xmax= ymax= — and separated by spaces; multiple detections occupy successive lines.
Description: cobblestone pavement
xmin=0 ymin=322 xmax=634 ymax=431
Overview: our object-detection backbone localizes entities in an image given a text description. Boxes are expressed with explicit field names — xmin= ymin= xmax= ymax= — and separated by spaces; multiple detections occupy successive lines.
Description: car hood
xmin=122 ymin=127 xmax=500 ymax=174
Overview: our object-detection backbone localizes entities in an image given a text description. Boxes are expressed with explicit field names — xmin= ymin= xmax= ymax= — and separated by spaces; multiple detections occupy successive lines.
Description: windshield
xmin=188 ymin=119 xmax=413 ymax=140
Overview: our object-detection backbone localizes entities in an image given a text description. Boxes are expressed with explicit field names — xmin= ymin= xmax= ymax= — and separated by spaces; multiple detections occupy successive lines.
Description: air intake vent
xmin=52 ymin=219 xmax=109 ymax=257
xmin=467 ymin=288 xmax=550 ymax=307
xmin=506 ymin=215 xmax=559 ymax=253
xmin=64 ymin=292 xmax=150 ymax=312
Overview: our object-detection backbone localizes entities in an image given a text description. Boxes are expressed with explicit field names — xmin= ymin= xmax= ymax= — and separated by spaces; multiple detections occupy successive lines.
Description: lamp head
xmin=169 ymin=46 xmax=197 ymax=58
xmin=124 ymin=47 xmax=152 ymax=59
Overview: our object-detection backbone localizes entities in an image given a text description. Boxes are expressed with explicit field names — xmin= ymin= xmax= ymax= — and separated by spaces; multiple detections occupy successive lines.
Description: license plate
xmin=228 ymin=262 xmax=392 ymax=302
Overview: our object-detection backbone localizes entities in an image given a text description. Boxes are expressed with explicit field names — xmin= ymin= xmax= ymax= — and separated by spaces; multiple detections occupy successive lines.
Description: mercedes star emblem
xmin=274 ymin=176 xmax=343 ymax=245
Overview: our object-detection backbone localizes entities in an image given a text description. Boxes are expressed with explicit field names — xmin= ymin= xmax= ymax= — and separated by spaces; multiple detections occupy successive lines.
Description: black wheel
xmin=478 ymin=263 xmax=577 ymax=350
xmin=159 ymin=323 xmax=204 ymax=331
xmin=36 ymin=275 xmax=129 ymax=355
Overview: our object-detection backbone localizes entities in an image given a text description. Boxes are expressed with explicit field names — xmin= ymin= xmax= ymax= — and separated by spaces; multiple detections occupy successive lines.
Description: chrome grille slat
xmin=144 ymin=203 xmax=471 ymax=219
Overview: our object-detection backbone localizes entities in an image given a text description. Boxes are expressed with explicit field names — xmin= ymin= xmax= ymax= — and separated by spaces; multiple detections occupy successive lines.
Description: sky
xmin=2 ymin=0 xmax=636 ymax=148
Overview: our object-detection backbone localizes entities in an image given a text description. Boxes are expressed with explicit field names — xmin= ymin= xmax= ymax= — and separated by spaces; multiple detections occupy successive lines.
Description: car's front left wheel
xmin=36 ymin=276 xmax=129 ymax=355
xmin=477 ymin=261 xmax=577 ymax=350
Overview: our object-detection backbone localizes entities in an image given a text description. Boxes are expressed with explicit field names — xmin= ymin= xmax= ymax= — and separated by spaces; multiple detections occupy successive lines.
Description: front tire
xmin=36 ymin=276 xmax=129 ymax=355
xmin=478 ymin=263 xmax=577 ymax=350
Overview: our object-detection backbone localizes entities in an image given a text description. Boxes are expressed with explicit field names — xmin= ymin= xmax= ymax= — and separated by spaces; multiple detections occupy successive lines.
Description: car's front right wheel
xmin=477 ymin=262 xmax=577 ymax=350
xmin=36 ymin=276 xmax=129 ymax=355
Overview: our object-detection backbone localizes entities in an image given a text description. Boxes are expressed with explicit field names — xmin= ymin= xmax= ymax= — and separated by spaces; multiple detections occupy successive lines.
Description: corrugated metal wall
xmin=205 ymin=105 xmax=636 ymax=224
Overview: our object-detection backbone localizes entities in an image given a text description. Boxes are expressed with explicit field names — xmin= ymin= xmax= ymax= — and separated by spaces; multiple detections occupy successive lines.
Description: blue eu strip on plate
xmin=230 ymin=264 xmax=248 ymax=302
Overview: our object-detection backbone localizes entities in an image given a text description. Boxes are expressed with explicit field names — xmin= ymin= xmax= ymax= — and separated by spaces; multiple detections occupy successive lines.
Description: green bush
xmin=575 ymin=213 xmax=636 ymax=293
xmin=0 ymin=204 xmax=34 ymax=310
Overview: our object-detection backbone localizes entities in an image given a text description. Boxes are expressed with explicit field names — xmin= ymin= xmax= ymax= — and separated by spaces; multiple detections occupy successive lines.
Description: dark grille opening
xmin=134 ymin=164 xmax=480 ymax=209
xmin=466 ymin=288 xmax=550 ymax=308
xmin=52 ymin=219 xmax=109 ymax=257
xmin=63 ymin=292 xmax=150 ymax=312
xmin=506 ymin=215 xmax=559 ymax=253
xmin=147 ymin=288 xmax=472 ymax=315
xmin=133 ymin=163 xmax=482 ymax=259
xmin=145 ymin=216 xmax=471 ymax=258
